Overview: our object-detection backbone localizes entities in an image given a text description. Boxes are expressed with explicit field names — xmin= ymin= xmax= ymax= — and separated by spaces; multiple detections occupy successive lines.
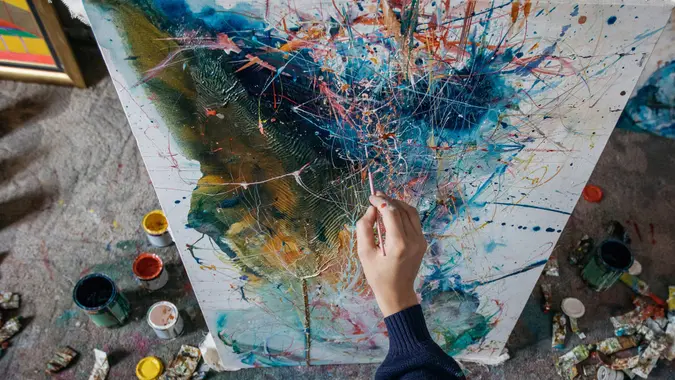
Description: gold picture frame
xmin=0 ymin=0 xmax=84 ymax=87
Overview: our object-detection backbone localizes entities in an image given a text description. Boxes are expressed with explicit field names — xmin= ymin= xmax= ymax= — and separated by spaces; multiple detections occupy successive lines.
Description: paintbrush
xmin=365 ymin=146 xmax=385 ymax=256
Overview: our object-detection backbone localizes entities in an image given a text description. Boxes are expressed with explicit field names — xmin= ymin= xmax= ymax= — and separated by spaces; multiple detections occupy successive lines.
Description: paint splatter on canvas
xmin=83 ymin=0 xmax=671 ymax=366
xmin=617 ymin=10 xmax=674 ymax=138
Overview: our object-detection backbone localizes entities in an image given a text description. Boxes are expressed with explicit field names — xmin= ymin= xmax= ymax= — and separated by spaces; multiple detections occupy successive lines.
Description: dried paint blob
xmin=578 ymin=15 xmax=587 ymax=24
xmin=620 ymin=91 xmax=626 ymax=96
xmin=607 ymin=16 xmax=617 ymax=25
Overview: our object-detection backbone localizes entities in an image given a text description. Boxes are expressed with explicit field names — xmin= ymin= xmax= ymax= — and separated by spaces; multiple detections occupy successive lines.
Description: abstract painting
xmin=617 ymin=9 xmax=674 ymax=138
xmin=83 ymin=0 xmax=672 ymax=367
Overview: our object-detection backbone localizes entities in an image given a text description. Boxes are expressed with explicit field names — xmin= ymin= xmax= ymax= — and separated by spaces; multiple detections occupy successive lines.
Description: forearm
xmin=376 ymin=305 xmax=466 ymax=380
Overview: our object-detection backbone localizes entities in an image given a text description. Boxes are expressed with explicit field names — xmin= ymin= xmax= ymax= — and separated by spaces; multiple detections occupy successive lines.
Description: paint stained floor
xmin=1 ymin=56 xmax=675 ymax=380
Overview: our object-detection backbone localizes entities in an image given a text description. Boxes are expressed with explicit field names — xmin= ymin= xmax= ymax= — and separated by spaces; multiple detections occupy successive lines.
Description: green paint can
xmin=73 ymin=273 xmax=130 ymax=327
xmin=581 ymin=240 xmax=633 ymax=292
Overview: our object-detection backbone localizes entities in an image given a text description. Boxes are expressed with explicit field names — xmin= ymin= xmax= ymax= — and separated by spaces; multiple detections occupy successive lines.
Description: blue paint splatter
xmin=174 ymin=200 xmax=181 ymax=204
xmin=570 ymin=5 xmax=579 ymax=17
xmin=546 ymin=227 xmax=556 ymax=232
xmin=607 ymin=16 xmax=617 ymax=25
xmin=560 ymin=24 xmax=572 ymax=37
xmin=533 ymin=226 xmax=541 ymax=231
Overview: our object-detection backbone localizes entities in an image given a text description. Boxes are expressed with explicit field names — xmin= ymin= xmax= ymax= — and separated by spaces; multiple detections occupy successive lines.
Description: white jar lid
xmin=561 ymin=297 xmax=586 ymax=318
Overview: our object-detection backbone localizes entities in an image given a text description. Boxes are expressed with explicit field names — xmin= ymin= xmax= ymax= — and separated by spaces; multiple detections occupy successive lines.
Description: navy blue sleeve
xmin=375 ymin=305 xmax=466 ymax=380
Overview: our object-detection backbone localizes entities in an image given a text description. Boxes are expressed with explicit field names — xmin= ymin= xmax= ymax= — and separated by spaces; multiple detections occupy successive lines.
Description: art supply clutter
xmin=550 ymin=221 xmax=674 ymax=379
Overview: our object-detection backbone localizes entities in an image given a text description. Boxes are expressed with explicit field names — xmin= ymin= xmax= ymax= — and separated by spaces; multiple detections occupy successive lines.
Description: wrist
xmin=377 ymin=290 xmax=419 ymax=317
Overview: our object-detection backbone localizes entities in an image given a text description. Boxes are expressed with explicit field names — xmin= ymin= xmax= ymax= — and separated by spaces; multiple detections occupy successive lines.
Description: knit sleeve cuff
xmin=384 ymin=304 xmax=433 ymax=354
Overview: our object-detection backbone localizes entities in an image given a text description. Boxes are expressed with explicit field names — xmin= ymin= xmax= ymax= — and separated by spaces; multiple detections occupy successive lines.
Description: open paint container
xmin=147 ymin=301 xmax=183 ymax=339
xmin=133 ymin=253 xmax=169 ymax=291
xmin=142 ymin=210 xmax=173 ymax=247
xmin=73 ymin=273 xmax=130 ymax=328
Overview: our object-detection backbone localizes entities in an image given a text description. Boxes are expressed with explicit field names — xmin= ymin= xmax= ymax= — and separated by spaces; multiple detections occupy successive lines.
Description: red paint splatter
xmin=632 ymin=222 xmax=643 ymax=242
xmin=578 ymin=15 xmax=587 ymax=24
xmin=40 ymin=240 xmax=54 ymax=281
xmin=79 ymin=266 xmax=91 ymax=277
xmin=380 ymin=203 xmax=387 ymax=208
xmin=649 ymin=223 xmax=656 ymax=245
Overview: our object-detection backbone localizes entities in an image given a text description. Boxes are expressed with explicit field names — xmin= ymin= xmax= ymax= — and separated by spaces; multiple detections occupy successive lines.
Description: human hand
xmin=356 ymin=191 xmax=427 ymax=317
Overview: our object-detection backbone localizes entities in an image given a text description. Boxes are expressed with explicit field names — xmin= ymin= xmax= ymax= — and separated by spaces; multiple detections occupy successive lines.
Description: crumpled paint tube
xmin=0 ymin=292 xmax=20 ymax=310
xmin=46 ymin=346 xmax=78 ymax=374
xmin=159 ymin=345 xmax=201 ymax=380
xmin=88 ymin=349 xmax=109 ymax=380
xmin=541 ymin=284 xmax=552 ymax=313
xmin=552 ymin=313 xmax=567 ymax=350
xmin=0 ymin=317 xmax=21 ymax=343
xmin=544 ymin=256 xmax=559 ymax=276
xmin=610 ymin=355 xmax=640 ymax=370
xmin=631 ymin=337 xmax=668 ymax=378
xmin=596 ymin=336 xmax=639 ymax=355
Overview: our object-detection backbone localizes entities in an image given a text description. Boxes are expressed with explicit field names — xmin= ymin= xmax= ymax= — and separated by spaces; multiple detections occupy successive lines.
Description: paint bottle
xmin=147 ymin=301 xmax=183 ymax=340
xmin=581 ymin=240 xmax=633 ymax=292
xmin=133 ymin=253 xmax=169 ymax=291
xmin=142 ymin=210 xmax=173 ymax=247
xmin=73 ymin=273 xmax=130 ymax=328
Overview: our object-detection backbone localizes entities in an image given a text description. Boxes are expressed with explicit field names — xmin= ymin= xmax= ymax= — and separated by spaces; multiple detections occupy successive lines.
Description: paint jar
xmin=133 ymin=253 xmax=169 ymax=291
xmin=73 ymin=273 xmax=130 ymax=328
xmin=581 ymin=240 xmax=633 ymax=292
xmin=142 ymin=210 xmax=173 ymax=247
xmin=147 ymin=301 xmax=183 ymax=339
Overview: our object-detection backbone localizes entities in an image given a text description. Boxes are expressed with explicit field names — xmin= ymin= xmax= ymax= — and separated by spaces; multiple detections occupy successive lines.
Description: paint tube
xmin=611 ymin=310 xmax=641 ymax=336
xmin=558 ymin=344 xmax=591 ymax=366
xmin=668 ymin=286 xmax=675 ymax=322
xmin=597 ymin=336 xmax=639 ymax=355
xmin=552 ymin=313 xmax=567 ymax=350
xmin=664 ymin=323 xmax=675 ymax=361
xmin=569 ymin=317 xmax=586 ymax=340
xmin=620 ymin=274 xmax=650 ymax=296
xmin=88 ymin=349 xmax=109 ymax=380
xmin=46 ymin=346 xmax=78 ymax=374
xmin=569 ymin=235 xmax=593 ymax=266
xmin=0 ymin=317 xmax=21 ymax=343
xmin=0 ymin=292 xmax=19 ymax=309
xmin=582 ymin=363 xmax=598 ymax=377
xmin=541 ymin=283 xmax=552 ymax=313
xmin=544 ymin=256 xmax=559 ymax=276
xmin=610 ymin=355 xmax=640 ymax=370
xmin=636 ymin=324 xmax=656 ymax=342
xmin=160 ymin=345 xmax=201 ymax=380
xmin=631 ymin=338 xmax=668 ymax=378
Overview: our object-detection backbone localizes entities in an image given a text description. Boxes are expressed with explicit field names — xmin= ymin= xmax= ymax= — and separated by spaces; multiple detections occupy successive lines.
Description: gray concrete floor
xmin=1 ymin=49 xmax=674 ymax=379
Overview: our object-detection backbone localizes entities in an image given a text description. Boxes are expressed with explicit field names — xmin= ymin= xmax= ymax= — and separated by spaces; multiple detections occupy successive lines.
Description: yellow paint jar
xmin=142 ymin=210 xmax=173 ymax=247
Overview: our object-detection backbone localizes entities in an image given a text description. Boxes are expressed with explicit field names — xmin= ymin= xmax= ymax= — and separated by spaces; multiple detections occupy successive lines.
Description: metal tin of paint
xmin=147 ymin=301 xmax=183 ymax=340
xmin=133 ymin=253 xmax=169 ymax=291
xmin=73 ymin=273 xmax=130 ymax=328
xmin=581 ymin=240 xmax=633 ymax=292
xmin=142 ymin=210 xmax=173 ymax=247
xmin=597 ymin=366 xmax=623 ymax=380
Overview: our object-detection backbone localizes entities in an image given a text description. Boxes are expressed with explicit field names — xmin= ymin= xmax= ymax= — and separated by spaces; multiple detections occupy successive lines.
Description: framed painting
xmin=0 ymin=0 xmax=84 ymax=87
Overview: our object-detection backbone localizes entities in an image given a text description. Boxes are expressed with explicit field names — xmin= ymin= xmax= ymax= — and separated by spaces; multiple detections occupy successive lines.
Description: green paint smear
xmin=115 ymin=239 xmax=145 ymax=252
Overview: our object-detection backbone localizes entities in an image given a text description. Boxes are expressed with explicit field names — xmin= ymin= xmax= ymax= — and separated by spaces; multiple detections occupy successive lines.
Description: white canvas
xmin=83 ymin=0 xmax=673 ymax=367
